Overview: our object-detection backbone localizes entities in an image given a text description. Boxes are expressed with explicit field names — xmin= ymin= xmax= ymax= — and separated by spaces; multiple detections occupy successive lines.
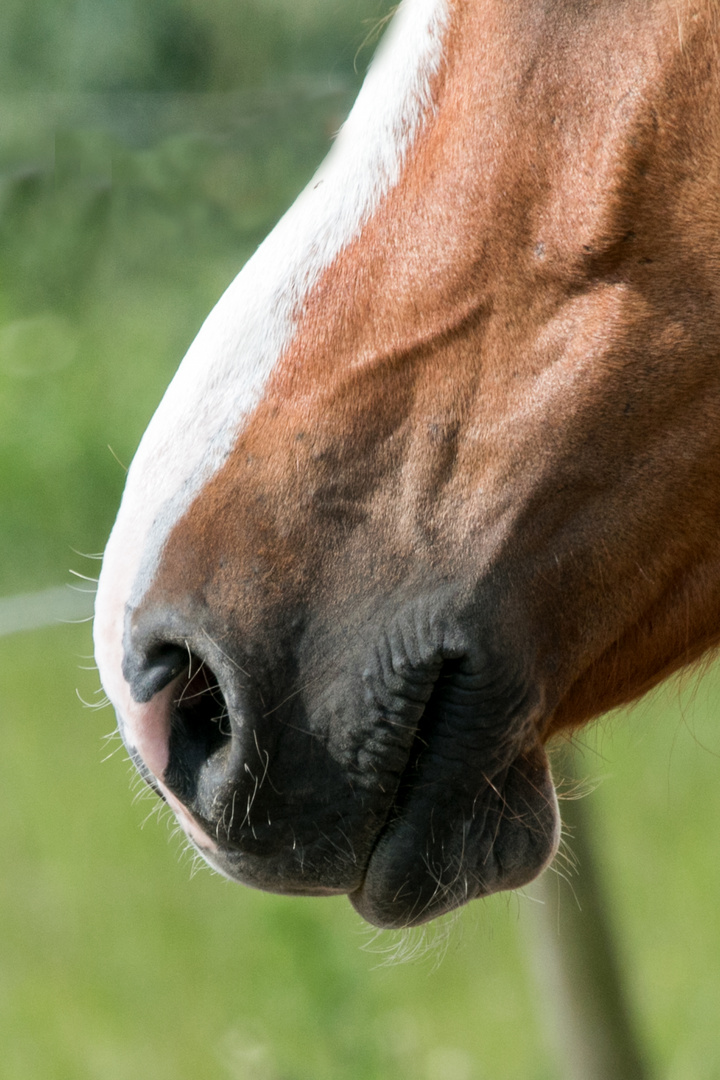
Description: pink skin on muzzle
xmin=94 ymin=563 xmax=218 ymax=854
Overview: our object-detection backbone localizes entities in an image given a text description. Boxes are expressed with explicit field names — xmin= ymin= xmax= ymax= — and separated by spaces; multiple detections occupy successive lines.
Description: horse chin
xmin=176 ymin=736 xmax=560 ymax=931
xmin=349 ymin=743 xmax=561 ymax=930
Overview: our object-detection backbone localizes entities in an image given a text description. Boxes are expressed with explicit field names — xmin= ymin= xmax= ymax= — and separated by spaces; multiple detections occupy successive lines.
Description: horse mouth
xmin=348 ymin=737 xmax=560 ymax=928
xmin=155 ymin=646 xmax=557 ymax=927
xmin=340 ymin=648 xmax=560 ymax=927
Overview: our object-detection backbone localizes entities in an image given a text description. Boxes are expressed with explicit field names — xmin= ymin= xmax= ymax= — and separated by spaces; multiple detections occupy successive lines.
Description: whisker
xmin=69 ymin=569 xmax=100 ymax=583
xmin=76 ymin=688 xmax=110 ymax=710
xmin=70 ymin=548 xmax=105 ymax=560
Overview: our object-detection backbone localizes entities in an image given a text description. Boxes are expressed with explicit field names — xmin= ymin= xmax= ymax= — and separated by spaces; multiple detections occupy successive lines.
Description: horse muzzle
xmin=115 ymin=592 xmax=560 ymax=928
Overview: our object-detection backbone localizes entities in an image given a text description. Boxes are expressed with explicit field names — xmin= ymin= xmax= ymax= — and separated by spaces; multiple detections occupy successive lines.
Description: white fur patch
xmin=94 ymin=0 xmax=449 ymax=765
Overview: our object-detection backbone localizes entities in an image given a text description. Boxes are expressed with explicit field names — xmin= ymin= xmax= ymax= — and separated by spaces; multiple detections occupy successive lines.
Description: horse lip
xmin=349 ymin=735 xmax=560 ymax=929
xmin=347 ymin=764 xmax=500 ymax=928
xmin=346 ymin=660 xmax=552 ymax=928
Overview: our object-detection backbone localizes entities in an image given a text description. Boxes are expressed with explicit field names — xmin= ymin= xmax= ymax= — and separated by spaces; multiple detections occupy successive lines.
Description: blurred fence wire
xmin=0 ymin=585 xmax=94 ymax=636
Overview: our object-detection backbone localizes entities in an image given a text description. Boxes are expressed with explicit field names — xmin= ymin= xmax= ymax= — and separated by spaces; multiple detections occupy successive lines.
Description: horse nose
xmin=120 ymin=618 xmax=236 ymax=814
xmin=122 ymin=638 xmax=187 ymax=703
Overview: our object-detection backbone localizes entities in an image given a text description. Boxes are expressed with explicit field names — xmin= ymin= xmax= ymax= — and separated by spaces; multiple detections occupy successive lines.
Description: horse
xmin=94 ymin=0 xmax=720 ymax=930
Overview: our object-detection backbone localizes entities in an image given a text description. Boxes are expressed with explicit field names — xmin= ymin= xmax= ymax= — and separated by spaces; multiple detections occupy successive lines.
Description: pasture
xmin=1 ymin=1 xmax=720 ymax=1075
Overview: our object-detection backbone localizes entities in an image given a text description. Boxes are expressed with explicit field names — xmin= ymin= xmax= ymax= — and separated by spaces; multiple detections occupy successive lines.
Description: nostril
xmin=164 ymin=655 xmax=233 ymax=806
xmin=123 ymin=642 xmax=188 ymax=704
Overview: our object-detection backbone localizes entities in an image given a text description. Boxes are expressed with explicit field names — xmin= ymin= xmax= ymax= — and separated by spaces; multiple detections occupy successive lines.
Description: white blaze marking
xmin=94 ymin=0 xmax=449 ymax=802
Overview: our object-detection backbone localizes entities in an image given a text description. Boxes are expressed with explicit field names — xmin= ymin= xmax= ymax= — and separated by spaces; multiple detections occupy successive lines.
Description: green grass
xmin=2 ymin=2 xmax=720 ymax=1074
xmin=583 ymin=676 xmax=720 ymax=1078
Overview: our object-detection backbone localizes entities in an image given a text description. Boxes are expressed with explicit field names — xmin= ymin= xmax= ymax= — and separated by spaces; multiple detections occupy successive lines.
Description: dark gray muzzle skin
xmin=122 ymin=580 xmax=559 ymax=929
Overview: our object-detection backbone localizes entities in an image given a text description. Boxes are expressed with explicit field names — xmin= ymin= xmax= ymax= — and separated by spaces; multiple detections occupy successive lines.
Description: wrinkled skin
xmin=98 ymin=0 xmax=720 ymax=928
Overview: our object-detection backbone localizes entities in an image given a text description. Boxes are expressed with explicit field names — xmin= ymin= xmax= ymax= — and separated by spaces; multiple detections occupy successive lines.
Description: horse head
xmin=95 ymin=0 xmax=720 ymax=928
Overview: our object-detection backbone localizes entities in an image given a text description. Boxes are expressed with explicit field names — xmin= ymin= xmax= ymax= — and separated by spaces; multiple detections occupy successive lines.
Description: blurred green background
xmin=1 ymin=2 xmax=719 ymax=1077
